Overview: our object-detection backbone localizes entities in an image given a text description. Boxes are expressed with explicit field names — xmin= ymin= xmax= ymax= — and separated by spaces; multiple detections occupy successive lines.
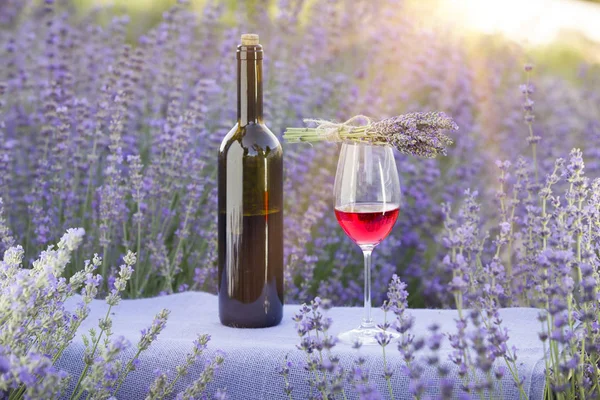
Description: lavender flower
xmin=0 ymin=230 xmax=89 ymax=398
xmin=0 ymin=228 xmax=222 ymax=400
xmin=175 ymin=350 xmax=226 ymax=400
xmin=290 ymin=297 xmax=347 ymax=399
xmin=278 ymin=355 xmax=294 ymax=398
xmin=112 ymin=309 xmax=171 ymax=396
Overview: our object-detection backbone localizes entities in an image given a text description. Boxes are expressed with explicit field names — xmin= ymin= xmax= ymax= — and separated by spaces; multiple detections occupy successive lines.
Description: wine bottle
xmin=217 ymin=34 xmax=284 ymax=328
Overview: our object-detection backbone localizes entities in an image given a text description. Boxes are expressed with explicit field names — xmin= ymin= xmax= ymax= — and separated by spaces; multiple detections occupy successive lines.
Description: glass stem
xmin=361 ymin=246 xmax=374 ymax=328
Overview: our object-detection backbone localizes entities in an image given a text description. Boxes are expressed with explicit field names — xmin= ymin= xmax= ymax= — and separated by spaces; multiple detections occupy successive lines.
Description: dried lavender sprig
xmin=284 ymin=112 xmax=458 ymax=158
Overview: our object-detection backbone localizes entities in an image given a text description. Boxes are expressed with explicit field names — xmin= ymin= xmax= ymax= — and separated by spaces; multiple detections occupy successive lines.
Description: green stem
xmin=165 ymin=199 xmax=193 ymax=293
xmin=505 ymin=169 xmax=523 ymax=303
xmin=134 ymin=199 xmax=142 ymax=297
xmin=592 ymin=349 xmax=600 ymax=399
xmin=404 ymin=357 xmax=423 ymax=400
xmin=113 ymin=348 xmax=143 ymax=396
xmin=283 ymin=373 xmax=294 ymax=400
xmin=163 ymin=370 xmax=187 ymax=399
xmin=70 ymin=305 xmax=113 ymax=400
xmin=381 ymin=310 xmax=394 ymax=399
xmin=453 ymin=270 xmax=483 ymax=400
xmin=524 ymin=71 xmax=538 ymax=184
xmin=158 ymin=193 xmax=179 ymax=239
xmin=284 ymin=127 xmax=373 ymax=143
xmin=313 ymin=328 xmax=329 ymax=391
xmin=579 ymin=338 xmax=586 ymax=399
xmin=303 ymin=331 xmax=327 ymax=399
xmin=503 ymin=358 xmax=528 ymax=400
xmin=53 ymin=318 xmax=84 ymax=363
xmin=382 ymin=345 xmax=393 ymax=399
xmin=81 ymin=139 xmax=99 ymax=231
xmin=540 ymin=320 xmax=552 ymax=400
xmin=9 ymin=386 xmax=25 ymax=400
xmin=100 ymin=246 xmax=109 ymax=291
xmin=24 ymin=217 xmax=31 ymax=261
xmin=137 ymin=267 xmax=152 ymax=297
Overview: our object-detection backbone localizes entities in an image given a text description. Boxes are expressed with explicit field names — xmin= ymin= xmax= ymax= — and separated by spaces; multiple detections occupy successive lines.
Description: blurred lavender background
xmin=0 ymin=0 xmax=599 ymax=307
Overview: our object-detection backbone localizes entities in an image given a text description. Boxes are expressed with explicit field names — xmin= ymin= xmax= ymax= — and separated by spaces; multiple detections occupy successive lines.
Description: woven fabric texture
xmin=56 ymin=292 xmax=546 ymax=399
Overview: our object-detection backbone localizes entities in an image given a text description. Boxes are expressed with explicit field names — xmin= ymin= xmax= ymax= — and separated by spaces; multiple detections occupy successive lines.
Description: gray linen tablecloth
xmin=57 ymin=292 xmax=546 ymax=399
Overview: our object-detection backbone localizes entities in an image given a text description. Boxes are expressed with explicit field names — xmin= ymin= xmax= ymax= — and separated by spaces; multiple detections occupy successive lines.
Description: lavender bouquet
xmin=284 ymin=112 xmax=458 ymax=158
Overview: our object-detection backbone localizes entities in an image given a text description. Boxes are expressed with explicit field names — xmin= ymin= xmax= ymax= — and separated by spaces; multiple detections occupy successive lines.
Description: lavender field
xmin=2 ymin=0 xmax=600 ymax=398
xmin=0 ymin=0 xmax=598 ymax=305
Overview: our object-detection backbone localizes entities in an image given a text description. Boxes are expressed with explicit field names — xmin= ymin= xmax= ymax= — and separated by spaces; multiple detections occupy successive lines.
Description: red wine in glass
xmin=335 ymin=203 xmax=399 ymax=246
xmin=334 ymin=142 xmax=401 ymax=345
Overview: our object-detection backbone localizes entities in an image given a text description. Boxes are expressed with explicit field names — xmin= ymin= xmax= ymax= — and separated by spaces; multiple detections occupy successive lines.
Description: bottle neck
xmin=237 ymin=44 xmax=263 ymax=126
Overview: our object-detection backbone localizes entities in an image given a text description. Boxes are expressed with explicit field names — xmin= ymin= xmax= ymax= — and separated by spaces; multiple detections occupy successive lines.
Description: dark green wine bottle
xmin=217 ymin=34 xmax=283 ymax=328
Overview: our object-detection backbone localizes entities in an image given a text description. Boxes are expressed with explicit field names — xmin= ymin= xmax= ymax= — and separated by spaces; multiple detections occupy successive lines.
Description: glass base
xmin=337 ymin=324 xmax=400 ymax=346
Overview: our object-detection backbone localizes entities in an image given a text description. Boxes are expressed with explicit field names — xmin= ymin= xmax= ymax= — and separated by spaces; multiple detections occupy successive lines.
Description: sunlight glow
xmin=437 ymin=0 xmax=600 ymax=46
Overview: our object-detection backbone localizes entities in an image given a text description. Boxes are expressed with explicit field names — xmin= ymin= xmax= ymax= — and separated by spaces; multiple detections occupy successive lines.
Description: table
xmin=57 ymin=292 xmax=546 ymax=399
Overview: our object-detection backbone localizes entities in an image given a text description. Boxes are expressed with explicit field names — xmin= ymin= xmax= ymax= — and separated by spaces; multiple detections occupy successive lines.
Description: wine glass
xmin=334 ymin=142 xmax=401 ymax=345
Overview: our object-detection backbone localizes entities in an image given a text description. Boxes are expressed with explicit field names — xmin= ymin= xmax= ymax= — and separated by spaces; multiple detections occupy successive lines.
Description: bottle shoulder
xmin=219 ymin=122 xmax=282 ymax=157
